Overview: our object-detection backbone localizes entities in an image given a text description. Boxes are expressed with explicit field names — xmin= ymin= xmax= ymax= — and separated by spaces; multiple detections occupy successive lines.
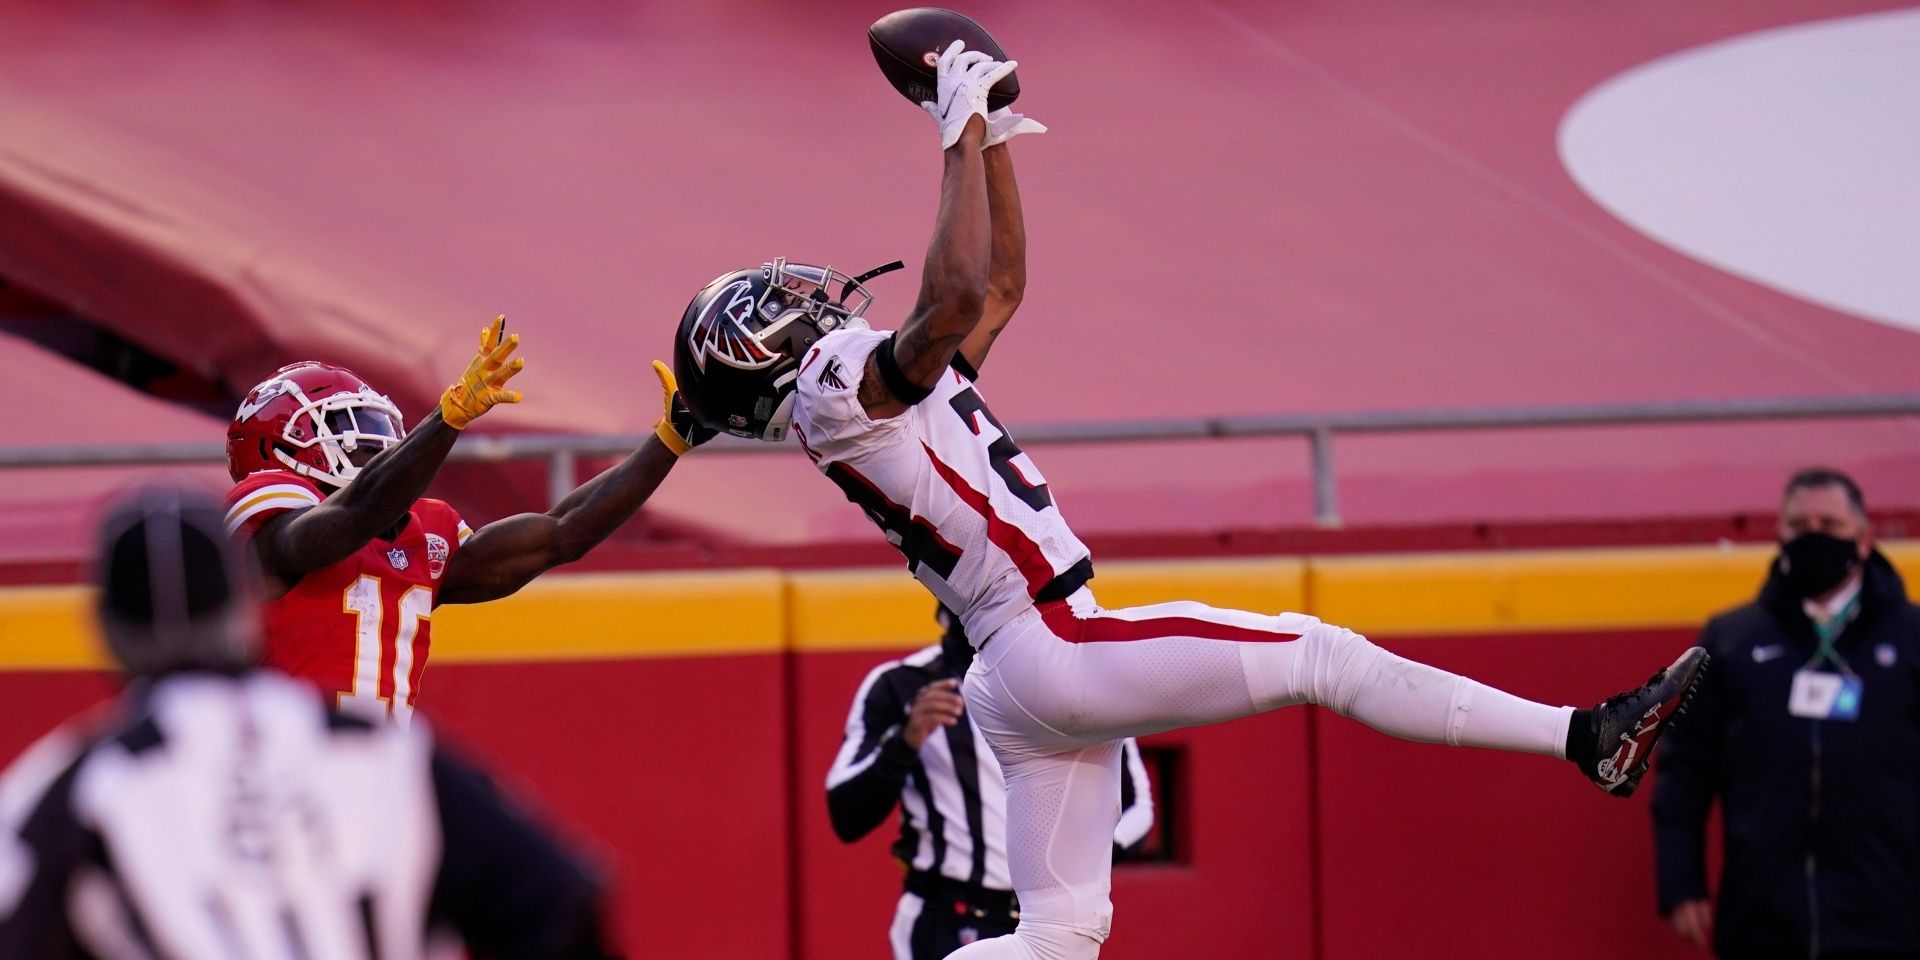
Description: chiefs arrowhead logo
xmin=235 ymin=377 xmax=294 ymax=421
xmin=687 ymin=279 xmax=778 ymax=372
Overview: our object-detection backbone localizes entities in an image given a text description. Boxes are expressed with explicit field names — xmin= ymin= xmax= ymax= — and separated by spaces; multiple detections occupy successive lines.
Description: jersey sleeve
xmin=791 ymin=328 xmax=907 ymax=456
xmin=824 ymin=655 xmax=920 ymax=843
xmin=413 ymin=500 xmax=470 ymax=583
xmin=414 ymin=500 xmax=471 ymax=546
xmin=222 ymin=472 xmax=324 ymax=542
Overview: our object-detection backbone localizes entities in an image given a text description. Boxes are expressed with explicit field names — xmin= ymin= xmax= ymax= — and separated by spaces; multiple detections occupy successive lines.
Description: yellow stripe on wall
xmin=5 ymin=543 xmax=1918 ymax=668
xmin=1096 ymin=557 xmax=1307 ymax=614
xmin=786 ymin=557 xmax=1309 ymax=653
xmin=433 ymin=570 xmax=786 ymax=662
xmin=1311 ymin=541 xmax=1920 ymax=638
xmin=1309 ymin=544 xmax=1775 ymax=637
xmin=0 ymin=586 xmax=106 ymax=670
xmin=786 ymin=568 xmax=939 ymax=652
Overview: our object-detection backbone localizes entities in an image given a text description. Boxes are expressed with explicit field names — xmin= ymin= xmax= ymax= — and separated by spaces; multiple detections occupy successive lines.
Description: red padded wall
xmin=1314 ymin=630 xmax=1700 ymax=960
xmin=422 ymin=657 xmax=791 ymax=960
xmin=0 ymin=671 xmax=115 ymax=762
xmin=0 ymin=633 xmax=1716 ymax=959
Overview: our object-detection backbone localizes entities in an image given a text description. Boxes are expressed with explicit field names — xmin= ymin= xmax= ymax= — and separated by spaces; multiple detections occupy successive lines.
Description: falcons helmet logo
xmin=686 ymin=278 xmax=778 ymax=372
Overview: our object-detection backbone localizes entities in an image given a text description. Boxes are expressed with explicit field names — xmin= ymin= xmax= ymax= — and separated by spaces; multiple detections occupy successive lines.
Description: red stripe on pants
xmin=1039 ymin=601 xmax=1300 ymax=645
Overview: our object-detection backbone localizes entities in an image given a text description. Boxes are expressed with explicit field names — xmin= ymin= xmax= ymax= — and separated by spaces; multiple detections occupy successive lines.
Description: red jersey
xmin=223 ymin=470 xmax=471 ymax=719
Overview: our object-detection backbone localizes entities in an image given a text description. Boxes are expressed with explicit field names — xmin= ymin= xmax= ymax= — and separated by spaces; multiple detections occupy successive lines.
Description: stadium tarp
xmin=2 ymin=0 xmax=1915 ymax=560
xmin=1 ymin=331 xmax=226 ymax=562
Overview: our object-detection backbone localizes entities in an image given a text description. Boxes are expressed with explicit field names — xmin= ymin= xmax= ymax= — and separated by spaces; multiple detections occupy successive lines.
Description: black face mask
xmin=1779 ymin=532 xmax=1861 ymax=599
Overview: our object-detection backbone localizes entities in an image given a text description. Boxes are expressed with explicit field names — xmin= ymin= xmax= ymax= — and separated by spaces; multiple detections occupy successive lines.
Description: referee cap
xmin=94 ymin=486 xmax=261 ymax=677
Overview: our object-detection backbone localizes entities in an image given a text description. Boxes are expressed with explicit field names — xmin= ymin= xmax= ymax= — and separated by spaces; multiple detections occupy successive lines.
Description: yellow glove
xmin=653 ymin=360 xmax=715 ymax=456
xmin=440 ymin=316 xmax=525 ymax=430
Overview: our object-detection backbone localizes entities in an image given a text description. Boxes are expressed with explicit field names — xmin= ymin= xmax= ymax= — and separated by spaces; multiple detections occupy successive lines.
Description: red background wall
xmin=0 ymin=630 xmax=1708 ymax=959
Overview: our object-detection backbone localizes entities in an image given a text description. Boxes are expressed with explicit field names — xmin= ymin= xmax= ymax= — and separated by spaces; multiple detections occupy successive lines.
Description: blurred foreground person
xmin=829 ymin=607 xmax=1153 ymax=959
xmin=1654 ymin=468 xmax=1920 ymax=957
xmin=0 ymin=487 xmax=617 ymax=960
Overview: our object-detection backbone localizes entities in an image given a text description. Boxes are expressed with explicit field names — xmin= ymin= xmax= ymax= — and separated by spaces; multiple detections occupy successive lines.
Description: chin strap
xmin=844 ymin=260 xmax=906 ymax=299
xmin=273 ymin=448 xmax=346 ymax=492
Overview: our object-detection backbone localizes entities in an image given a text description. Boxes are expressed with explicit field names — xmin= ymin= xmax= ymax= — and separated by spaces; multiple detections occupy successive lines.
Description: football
xmin=868 ymin=8 xmax=1019 ymax=111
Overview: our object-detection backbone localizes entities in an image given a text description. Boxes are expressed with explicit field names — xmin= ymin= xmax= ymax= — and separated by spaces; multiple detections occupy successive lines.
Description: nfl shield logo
xmin=387 ymin=548 xmax=410 ymax=571
xmin=1877 ymin=643 xmax=1897 ymax=668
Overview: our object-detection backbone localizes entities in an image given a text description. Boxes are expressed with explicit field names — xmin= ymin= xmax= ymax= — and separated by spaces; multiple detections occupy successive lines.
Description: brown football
xmin=868 ymin=8 xmax=1019 ymax=111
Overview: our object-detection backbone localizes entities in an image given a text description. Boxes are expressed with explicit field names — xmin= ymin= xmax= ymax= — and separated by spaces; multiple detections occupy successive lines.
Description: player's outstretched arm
xmin=861 ymin=42 xmax=1012 ymax=419
xmin=435 ymin=362 xmax=707 ymax=605
xmin=957 ymin=137 xmax=1032 ymax=376
xmin=254 ymin=318 xmax=524 ymax=584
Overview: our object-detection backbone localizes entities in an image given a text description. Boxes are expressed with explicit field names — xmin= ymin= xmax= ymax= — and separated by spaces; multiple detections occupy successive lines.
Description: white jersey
xmin=792 ymin=327 xmax=1092 ymax=644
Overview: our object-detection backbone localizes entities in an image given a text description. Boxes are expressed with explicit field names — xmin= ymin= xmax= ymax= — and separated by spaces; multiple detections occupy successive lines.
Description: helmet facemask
xmin=679 ymin=258 xmax=902 ymax=442
xmin=761 ymin=258 xmax=883 ymax=334
xmin=273 ymin=383 xmax=405 ymax=490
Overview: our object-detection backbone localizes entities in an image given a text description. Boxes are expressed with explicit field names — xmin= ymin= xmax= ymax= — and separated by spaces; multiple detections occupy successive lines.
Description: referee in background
xmin=0 ymin=487 xmax=617 ymax=960
xmin=828 ymin=606 xmax=1155 ymax=959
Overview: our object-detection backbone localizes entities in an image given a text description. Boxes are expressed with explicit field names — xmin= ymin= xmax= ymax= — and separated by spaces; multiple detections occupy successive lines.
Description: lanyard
xmin=1805 ymin=593 xmax=1863 ymax=677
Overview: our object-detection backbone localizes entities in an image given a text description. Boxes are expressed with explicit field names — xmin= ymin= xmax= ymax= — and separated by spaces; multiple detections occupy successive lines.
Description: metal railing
xmin=6 ymin=394 xmax=1920 ymax=526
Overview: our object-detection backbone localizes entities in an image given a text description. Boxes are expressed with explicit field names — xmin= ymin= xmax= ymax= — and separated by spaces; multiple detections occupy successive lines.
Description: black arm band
xmin=874 ymin=333 xmax=934 ymax=406
xmin=949 ymin=352 xmax=980 ymax=382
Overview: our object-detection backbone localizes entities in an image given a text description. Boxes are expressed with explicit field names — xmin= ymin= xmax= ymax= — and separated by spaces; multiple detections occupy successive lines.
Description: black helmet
xmin=674 ymin=258 xmax=901 ymax=441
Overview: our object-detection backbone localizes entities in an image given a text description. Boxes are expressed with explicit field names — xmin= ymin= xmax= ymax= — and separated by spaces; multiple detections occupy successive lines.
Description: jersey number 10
xmin=342 ymin=575 xmax=432 ymax=717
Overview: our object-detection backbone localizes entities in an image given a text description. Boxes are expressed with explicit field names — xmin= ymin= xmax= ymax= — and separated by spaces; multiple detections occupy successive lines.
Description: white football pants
xmin=947 ymin=591 xmax=1573 ymax=960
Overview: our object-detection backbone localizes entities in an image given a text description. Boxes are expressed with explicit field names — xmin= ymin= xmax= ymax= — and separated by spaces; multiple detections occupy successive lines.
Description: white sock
xmin=1329 ymin=636 xmax=1574 ymax=758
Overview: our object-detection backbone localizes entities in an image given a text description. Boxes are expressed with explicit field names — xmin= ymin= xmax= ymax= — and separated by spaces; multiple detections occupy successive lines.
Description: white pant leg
xmin=957 ymin=595 xmax=1574 ymax=960
xmin=890 ymin=892 xmax=923 ymax=960
xmin=976 ymin=596 xmax=1571 ymax=757
xmin=942 ymin=740 xmax=1120 ymax=960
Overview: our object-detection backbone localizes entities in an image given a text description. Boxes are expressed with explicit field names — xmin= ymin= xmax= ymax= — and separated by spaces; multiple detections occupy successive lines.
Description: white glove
xmin=983 ymin=107 xmax=1046 ymax=149
xmin=920 ymin=40 xmax=1017 ymax=151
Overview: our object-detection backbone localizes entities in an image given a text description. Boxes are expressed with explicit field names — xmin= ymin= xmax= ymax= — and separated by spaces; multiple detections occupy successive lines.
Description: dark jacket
xmin=1653 ymin=551 xmax=1920 ymax=958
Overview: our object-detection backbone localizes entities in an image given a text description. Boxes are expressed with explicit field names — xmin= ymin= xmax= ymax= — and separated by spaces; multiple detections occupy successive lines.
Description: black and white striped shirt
xmin=0 ymin=671 xmax=611 ymax=960
xmin=827 ymin=644 xmax=1154 ymax=889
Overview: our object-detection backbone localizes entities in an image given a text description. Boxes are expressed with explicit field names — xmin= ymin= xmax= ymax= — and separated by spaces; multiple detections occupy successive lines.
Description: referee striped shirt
xmin=827 ymin=644 xmax=1154 ymax=889
xmin=0 ymin=671 xmax=611 ymax=960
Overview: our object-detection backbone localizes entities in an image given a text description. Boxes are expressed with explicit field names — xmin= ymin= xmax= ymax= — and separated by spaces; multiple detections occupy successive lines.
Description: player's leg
xmin=987 ymin=595 xmax=1705 ymax=794
xmin=996 ymin=598 xmax=1569 ymax=753
xmin=944 ymin=742 xmax=1123 ymax=960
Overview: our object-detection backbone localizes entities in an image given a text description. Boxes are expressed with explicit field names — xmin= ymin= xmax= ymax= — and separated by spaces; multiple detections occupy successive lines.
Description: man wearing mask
xmin=1653 ymin=468 xmax=1920 ymax=958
